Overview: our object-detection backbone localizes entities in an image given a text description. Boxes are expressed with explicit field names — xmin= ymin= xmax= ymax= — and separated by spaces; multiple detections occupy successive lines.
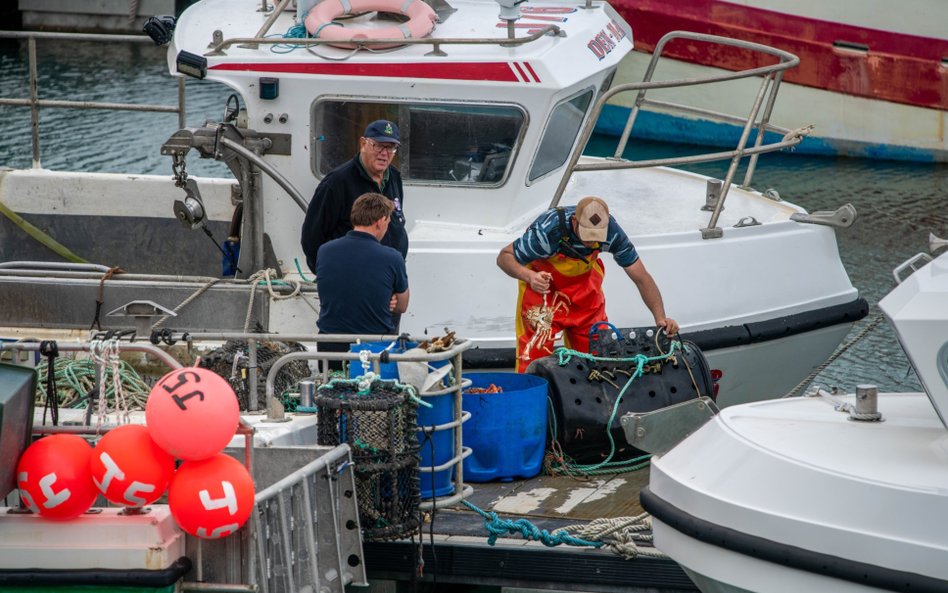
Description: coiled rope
xmin=244 ymin=268 xmax=314 ymax=331
xmin=559 ymin=515 xmax=668 ymax=559
xmin=35 ymin=355 xmax=151 ymax=411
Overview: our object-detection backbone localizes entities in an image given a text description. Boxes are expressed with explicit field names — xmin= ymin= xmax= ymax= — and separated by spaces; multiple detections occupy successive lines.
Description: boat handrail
xmin=205 ymin=26 xmax=562 ymax=55
xmin=0 ymin=30 xmax=187 ymax=170
xmin=551 ymin=31 xmax=806 ymax=240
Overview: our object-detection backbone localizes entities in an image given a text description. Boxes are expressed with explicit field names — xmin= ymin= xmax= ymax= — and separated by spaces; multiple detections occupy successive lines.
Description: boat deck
xmin=365 ymin=469 xmax=699 ymax=592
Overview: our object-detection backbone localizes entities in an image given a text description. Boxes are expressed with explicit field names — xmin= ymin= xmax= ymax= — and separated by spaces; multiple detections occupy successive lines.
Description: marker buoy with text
xmin=17 ymin=434 xmax=98 ymax=520
xmin=168 ymin=453 xmax=255 ymax=539
xmin=145 ymin=367 xmax=239 ymax=460
xmin=90 ymin=424 xmax=175 ymax=507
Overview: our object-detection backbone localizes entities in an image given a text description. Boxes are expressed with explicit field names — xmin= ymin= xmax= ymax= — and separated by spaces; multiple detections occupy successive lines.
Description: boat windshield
xmin=529 ymin=88 xmax=593 ymax=182
xmin=313 ymin=100 xmax=525 ymax=185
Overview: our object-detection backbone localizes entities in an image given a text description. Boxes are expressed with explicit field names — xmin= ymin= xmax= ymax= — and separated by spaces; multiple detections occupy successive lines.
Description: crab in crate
xmin=521 ymin=291 xmax=571 ymax=360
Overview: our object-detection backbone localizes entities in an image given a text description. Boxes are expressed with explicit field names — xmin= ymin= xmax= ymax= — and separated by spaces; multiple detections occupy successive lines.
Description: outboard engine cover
xmin=528 ymin=326 xmax=715 ymax=464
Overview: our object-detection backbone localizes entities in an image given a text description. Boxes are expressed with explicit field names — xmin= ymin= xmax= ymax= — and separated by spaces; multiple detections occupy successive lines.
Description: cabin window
xmin=528 ymin=89 xmax=594 ymax=182
xmin=313 ymin=100 xmax=525 ymax=185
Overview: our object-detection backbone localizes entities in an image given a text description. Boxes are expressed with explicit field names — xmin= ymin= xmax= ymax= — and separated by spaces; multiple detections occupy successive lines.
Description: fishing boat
xmin=0 ymin=0 xmax=867 ymax=407
xmin=602 ymin=0 xmax=948 ymax=162
xmin=638 ymin=237 xmax=948 ymax=592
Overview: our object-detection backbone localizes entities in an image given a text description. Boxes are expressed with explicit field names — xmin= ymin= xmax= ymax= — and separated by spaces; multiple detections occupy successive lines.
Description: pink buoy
xmin=90 ymin=424 xmax=175 ymax=507
xmin=168 ymin=454 xmax=255 ymax=539
xmin=17 ymin=434 xmax=98 ymax=521
xmin=145 ymin=367 xmax=239 ymax=461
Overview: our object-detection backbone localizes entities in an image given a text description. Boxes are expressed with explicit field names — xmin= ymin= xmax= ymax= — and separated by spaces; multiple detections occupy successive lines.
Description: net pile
xmin=200 ymin=340 xmax=311 ymax=410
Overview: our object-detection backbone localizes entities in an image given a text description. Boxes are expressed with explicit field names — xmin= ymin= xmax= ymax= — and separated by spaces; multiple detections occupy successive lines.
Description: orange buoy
xmin=145 ymin=367 xmax=239 ymax=461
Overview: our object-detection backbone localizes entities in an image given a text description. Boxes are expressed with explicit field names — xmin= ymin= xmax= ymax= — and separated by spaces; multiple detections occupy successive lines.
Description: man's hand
xmin=656 ymin=317 xmax=680 ymax=336
xmin=528 ymin=270 xmax=553 ymax=294
xmin=389 ymin=294 xmax=398 ymax=312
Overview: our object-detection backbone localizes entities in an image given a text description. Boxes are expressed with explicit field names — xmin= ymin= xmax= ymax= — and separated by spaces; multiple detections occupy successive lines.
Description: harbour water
xmin=2 ymin=39 xmax=945 ymax=395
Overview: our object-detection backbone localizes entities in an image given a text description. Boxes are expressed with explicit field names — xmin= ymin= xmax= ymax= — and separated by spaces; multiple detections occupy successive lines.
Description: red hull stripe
xmin=210 ymin=61 xmax=522 ymax=82
xmin=611 ymin=0 xmax=948 ymax=109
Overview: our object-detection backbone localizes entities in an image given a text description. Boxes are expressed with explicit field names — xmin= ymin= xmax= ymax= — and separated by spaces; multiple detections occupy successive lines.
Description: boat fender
xmin=528 ymin=327 xmax=715 ymax=464
xmin=304 ymin=0 xmax=438 ymax=50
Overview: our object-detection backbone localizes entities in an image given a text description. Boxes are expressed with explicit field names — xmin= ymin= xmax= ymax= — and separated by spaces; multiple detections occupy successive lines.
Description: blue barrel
xmin=417 ymin=392 xmax=455 ymax=498
xmin=462 ymin=372 xmax=548 ymax=482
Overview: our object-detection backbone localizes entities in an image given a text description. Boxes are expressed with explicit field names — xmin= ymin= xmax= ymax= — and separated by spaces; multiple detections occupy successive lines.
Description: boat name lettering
xmin=587 ymin=21 xmax=626 ymax=60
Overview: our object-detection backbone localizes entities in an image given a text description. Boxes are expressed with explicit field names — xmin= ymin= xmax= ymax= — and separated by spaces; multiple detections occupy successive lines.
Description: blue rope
xmin=269 ymin=23 xmax=313 ymax=54
xmin=462 ymin=501 xmax=603 ymax=549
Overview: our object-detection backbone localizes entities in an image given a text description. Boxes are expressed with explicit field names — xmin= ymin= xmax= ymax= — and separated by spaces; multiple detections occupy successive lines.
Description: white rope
xmin=152 ymin=277 xmax=221 ymax=330
xmin=108 ymin=340 xmax=130 ymax=425
xmin=230 ymin=350 xmax=245 ymax=381
xmin=782 ymin=124 xmax=814 ymax=143
xmin=90 ymin=340 xmax=110 ymax=433
xmin=555 ymin=514 xmax=668 ymax=559
xmin=244 ymin=269 xmax=304 ymax=332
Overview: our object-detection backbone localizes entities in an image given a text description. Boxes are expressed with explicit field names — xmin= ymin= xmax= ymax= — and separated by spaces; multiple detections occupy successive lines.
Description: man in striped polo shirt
xmin=497 ymin=196 xmax=678 ymax=372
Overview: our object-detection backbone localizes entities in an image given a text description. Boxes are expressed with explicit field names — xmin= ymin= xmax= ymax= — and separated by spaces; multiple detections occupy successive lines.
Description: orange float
xmin=90 ymin=424 xmax=175 ymax=507
xmin=145 ymin=367 xmax=239 ymax=461
xmin=168 ymin=454 xmax=255 ymax=539
xmin=304 ymin=0 xmax=438 ymax=50
xmin=17 ymin=434 xmax=98 ymax=521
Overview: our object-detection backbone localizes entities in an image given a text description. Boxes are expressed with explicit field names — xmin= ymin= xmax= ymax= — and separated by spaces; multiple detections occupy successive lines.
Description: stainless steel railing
xmin=551 ymin=31 xmax=810 ymax=239
xmin=0 ymin=30 xmax=186 ymax=170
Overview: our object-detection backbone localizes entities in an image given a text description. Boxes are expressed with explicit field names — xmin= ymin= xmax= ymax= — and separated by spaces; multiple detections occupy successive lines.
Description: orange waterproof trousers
xmin=515 ymin=252 xmax=606 ymax=372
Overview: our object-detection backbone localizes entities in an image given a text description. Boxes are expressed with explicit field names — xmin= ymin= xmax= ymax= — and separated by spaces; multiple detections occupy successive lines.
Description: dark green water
xmin=3 ymin=39 xmax=946 ymax=393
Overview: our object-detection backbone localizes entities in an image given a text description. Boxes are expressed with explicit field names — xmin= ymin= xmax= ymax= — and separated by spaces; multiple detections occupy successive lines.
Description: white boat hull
xmin=646 ymin=393 xmax=948 ymax=592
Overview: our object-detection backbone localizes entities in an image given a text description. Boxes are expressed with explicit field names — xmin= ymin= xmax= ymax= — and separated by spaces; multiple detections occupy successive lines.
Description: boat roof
xmin=171 ymin=0 xmax=632 ymax=90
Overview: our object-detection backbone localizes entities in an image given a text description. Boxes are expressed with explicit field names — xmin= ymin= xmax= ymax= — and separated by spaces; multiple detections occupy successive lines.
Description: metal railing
xmin=3 ymin=338 xmax=366 ymax=593
xmin=0 ymin=30 xmax=186 ymax=170
xmin=244 ymin=444 xmax=366 ymax=593
xmin=185 ymin=330 xmax=476 ymax=510
xmin=551 ymin=31 xmax=809 ymax=239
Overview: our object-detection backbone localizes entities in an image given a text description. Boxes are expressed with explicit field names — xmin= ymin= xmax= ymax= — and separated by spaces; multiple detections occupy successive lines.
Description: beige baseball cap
xmin=575 ymin=196 xmax=609 ymax=242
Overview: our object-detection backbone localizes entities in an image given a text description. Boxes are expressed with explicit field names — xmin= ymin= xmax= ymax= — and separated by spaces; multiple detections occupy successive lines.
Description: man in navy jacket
xmin=301 ymin=119 xmax=407 ymax=274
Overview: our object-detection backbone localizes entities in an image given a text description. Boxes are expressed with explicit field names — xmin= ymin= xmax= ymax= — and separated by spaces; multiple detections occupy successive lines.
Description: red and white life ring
xmin=304 ymin=0 xmax=438 ymax=49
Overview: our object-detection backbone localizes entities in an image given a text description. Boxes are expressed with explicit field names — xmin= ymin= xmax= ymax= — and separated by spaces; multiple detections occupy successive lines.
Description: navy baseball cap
xmin=364 ymin=120 xmax=400 ymax=145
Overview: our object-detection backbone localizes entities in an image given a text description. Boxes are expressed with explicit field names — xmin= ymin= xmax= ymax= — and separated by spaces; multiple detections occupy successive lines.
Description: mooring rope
xmin=244 ymin=268 xmax=313 ymax=331
xmin=461 ymin=500 xmax=603 ymax=548
xmin=783 ymin=311 xmax=885 ymax=398
xmin=558 ymin=515 xmax=668 ymax=559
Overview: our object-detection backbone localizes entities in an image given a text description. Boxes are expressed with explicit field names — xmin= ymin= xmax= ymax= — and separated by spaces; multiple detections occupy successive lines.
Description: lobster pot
xmin=316 ymin=384 xmax=421 ymax=541
xmin=528 ymin=333 xmax=715 ymax=464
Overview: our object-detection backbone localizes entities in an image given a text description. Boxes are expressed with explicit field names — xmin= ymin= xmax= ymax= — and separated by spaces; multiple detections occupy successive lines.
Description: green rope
xmin=462 ymin=500 xmax=604 ymax=548
xmin=0 ymin=200 xmax=89 ymax=264
xmin=294 ymin=257 xmax=314 ymax=282
xmin=545 ymin=342 xmax=684 ymax=476
xmin=318 ymin=371 xmax=432 ymax=408
xmin=34 ymin=357 xmax=151 ymax=410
